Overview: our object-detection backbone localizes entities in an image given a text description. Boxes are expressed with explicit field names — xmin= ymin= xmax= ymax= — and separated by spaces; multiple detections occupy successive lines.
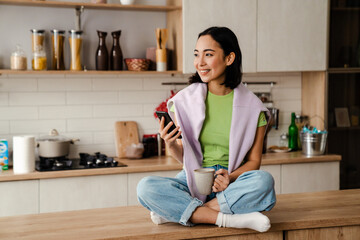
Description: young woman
xmin=137 ymin=27 xmax=276 ymax=232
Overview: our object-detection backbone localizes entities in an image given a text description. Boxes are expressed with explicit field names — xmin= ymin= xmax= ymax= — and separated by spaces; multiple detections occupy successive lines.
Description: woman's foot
xmin=215 ymin=212 xmax=270 ymax=232
xmin=150 ymin=212 xmax=169 ymax=225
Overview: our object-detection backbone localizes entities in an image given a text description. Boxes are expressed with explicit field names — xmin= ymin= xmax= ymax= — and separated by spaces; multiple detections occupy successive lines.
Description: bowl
xmin=124 ymin=58 xmax=151 ymax=71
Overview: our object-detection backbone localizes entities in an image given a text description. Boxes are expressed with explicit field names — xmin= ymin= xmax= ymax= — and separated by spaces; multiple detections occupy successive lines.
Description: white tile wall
xmin=1 ymin=73 xmax=301 ymax=159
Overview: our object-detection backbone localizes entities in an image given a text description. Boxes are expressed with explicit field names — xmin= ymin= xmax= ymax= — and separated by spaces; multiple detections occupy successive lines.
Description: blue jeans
xmin=137 ymin=165 xmax=276 ymax=226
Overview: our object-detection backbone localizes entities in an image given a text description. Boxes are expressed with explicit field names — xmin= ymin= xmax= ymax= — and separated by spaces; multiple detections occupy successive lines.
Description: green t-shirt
xmin=199 ymin=90 xmax=266 ymax=168
xmin=170 ymin=90 xmax=266 ymax=168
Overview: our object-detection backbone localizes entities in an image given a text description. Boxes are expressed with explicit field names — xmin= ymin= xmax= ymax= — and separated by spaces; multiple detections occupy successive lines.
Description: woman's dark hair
xmin=189 ymin=26 xmax=242 ymax=89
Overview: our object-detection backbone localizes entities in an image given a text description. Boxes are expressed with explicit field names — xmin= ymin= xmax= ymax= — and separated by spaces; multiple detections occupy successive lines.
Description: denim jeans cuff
xmin=179 ymin=198 xmax=203 ymax=226
xmin=216 ymin=191 xmax=232 ymax=214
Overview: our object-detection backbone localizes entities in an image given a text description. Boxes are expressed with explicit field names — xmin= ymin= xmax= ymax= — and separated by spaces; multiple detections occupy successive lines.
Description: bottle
xmin=110 ymin=30 xmax=123 ymax=70
xmin=95 ymin=30 xmax=109 ymax=70
xmin=288 ymin=112 xmax=298 ymax=150
xmin=69 ymin=30 xmax=83 ymax=71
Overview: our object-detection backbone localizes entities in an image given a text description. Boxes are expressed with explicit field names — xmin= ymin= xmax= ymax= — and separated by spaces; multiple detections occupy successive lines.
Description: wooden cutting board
xmin=114 ymin=121 xmax=140 ymax=158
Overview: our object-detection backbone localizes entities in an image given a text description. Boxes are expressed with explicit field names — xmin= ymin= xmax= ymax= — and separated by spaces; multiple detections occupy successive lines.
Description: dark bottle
xmin=110 ymin=30 xmax=123 ymax=70
xmin=95 ymin=30 xmax=108 ymax=70
xmin=288 ymin=112 xmax=298 ymax=150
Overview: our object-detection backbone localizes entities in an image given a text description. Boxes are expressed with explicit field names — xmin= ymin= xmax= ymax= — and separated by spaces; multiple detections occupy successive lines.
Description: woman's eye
xmin=205 ymin=53 xmax=213 ymax=57
xmin=194 ymin=53 xmax=198 ymax=57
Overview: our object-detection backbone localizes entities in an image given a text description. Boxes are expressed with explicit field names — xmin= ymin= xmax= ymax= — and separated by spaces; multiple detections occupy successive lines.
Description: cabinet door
xmin=183 ymin=0 xmax=257 ymax=73
xmin=260 ymin=165 xmax=281 ymax=194
xmin=39 ymin=174 xmax=127 ymax=213
xmin=281 ymin=162 xmax=339 ymax=194
xmin=257 ymin=0 xmax=328 ymax=72
xmin=0 ymin=180 xmax=39 ymax=217
xmin=127 ymin=170 xmax=180 ymax=206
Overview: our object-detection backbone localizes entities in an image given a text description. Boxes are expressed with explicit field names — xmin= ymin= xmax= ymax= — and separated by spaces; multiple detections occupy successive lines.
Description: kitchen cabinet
xmin=39 ymin=174 xmax=127 ymax=213
xmin=257 ymin=0 xmax=328 ymax=72
xmin=327 ymin=0 xmax=360 ymax=190
xmin=281 ymin=162 xmax=339 ymax=194
xmin=0 ymin=180 xmax=39 ymax=217
xmin=182 ymin=0 xmax=257 ymax=73
xmin=183 ymin=0 xmax=328 ymax=73
xmin=127 ymin=170 xmax=180 ymax=206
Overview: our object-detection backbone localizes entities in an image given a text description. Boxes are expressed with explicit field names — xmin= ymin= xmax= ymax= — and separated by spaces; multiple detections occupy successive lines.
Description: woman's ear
xmin=226 ymin=52 xmax=235 ymax=66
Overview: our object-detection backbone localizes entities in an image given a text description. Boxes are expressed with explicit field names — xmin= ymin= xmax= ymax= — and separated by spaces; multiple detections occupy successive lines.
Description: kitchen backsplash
xmin=0 ymin=72 xmax=301 ymax=159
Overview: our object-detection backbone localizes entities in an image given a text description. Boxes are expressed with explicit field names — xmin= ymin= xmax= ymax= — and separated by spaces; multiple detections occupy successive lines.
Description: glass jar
xmin=31 ymin=29 xmax=45 ymax=53
xmin=11 ymin=45 xmax=27 ymax=70
xmin=279 ymin=133 xmax=288 ymax=147
xmin=69 ymin=30 xmax=83 ymax=71
xmin=51 ymin=30 xmax=65 ymax=70
xmin=32 ymin=46 xmax=47 ymax=71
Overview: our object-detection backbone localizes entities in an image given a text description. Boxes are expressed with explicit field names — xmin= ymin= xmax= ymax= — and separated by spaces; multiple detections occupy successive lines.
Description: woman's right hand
xmin=158 ymin=117 xmax=182 ymax=148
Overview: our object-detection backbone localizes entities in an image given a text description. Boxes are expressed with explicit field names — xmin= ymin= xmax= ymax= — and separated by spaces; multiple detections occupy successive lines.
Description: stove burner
xmin=36 ymin=152 xmax=126 ymax=171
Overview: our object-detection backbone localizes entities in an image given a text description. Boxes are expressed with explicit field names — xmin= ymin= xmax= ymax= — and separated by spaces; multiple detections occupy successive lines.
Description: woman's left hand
xmin=212 ymin=169 xmax=230 ymax=192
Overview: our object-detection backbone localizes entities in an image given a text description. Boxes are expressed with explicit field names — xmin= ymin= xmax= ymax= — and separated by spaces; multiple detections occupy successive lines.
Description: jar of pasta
xmin=69 ymin=30 xmax=83 ymax=71
xmin=51 ymin=30 xmax=65 ymax=70
xmin=32 ymin=46 xmax=47 ymax=71
xmin=31 ymin=29 xmax=45 ymax=53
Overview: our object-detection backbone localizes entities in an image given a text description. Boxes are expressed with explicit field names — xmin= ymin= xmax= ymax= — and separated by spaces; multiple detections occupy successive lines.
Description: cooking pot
xmin=37 ymin=129 xmax=79 ymax=158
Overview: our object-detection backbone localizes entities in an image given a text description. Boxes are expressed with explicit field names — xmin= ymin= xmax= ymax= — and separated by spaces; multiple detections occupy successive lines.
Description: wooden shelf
xmin=329 ymin=126 xmax=360 ymax=131
xmin=328 ymin=68 xmax=360 ymax=73
xmin=0 ymin=69 xmax=183 ymax=76
xmin=331 ymin=7 xmax=360 ymax=12
xmin=0 ymin=0 xmax=181 ymax=11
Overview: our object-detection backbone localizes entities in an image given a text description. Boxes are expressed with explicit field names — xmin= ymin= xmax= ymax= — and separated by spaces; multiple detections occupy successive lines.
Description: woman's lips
xmin=198 ymin=69 xmax=210 ymax=75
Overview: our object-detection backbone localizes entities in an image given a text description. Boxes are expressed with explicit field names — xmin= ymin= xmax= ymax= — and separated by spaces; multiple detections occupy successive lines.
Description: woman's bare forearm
xmin=167 ymin=139 xmax=183 ymax=163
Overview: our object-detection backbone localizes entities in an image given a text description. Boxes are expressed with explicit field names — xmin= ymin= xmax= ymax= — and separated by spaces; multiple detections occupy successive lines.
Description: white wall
xmin=1 ymin=72 xmax=301 ymax=161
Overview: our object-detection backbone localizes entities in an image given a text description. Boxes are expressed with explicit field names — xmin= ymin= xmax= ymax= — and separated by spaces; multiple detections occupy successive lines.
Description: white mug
xmin=194 ymin=168 xmax=215 ymax=195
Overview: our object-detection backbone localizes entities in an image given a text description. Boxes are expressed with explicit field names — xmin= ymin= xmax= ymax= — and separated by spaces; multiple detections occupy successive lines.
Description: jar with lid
xmin=32 ymin=46 xmax=47 ymax=71
xmin=69 ymin=30 xmax=83 ymax=71
xmin=31 ymin=29 xmax=45 ymax=53
xmin=51 ymin=30 xmax=65 ymax=70
xmin=11 ymin=44 xmax=27 ymax=70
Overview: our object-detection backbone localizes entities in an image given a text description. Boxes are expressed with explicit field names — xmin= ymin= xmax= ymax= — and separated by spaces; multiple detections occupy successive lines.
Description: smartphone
xmin=156 ymin=111 xmax=182 ymax=139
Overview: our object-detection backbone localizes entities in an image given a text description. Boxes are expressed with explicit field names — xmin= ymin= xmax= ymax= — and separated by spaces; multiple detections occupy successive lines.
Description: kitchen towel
xmin=13 ymin=136 xmax=35 ymax=174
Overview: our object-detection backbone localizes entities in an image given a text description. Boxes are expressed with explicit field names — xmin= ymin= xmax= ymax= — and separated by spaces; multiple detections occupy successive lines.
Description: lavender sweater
xmin=167 ymin=83 xmax=270 ymax=202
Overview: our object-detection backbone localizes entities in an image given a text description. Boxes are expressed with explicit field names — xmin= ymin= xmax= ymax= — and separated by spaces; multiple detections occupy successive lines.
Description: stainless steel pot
xmin=37 ymin=129 xmax=79 ymax=158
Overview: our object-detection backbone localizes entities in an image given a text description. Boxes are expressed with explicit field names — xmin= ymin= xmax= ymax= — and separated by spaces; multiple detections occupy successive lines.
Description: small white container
xmin=120 ymin=0 xmax=135 ymax=5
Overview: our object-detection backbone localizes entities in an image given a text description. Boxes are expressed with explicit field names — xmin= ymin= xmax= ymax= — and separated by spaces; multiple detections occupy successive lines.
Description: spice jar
xmin=51 ymin=30 xmax=65 ymax=70
xmin=31 ymin=29 xmax=45 ymax=53
xmin=10 ymin=45 xmax=27 ymax=70
xmin=32 ymin=46 xmax=47 ymax=71
xmin=69 ymin=30 xmax=83 ymax=71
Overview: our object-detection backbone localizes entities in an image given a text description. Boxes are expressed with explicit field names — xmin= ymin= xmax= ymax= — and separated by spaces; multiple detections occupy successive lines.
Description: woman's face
xmin=194 ymin=35 xmax=228 ymax=84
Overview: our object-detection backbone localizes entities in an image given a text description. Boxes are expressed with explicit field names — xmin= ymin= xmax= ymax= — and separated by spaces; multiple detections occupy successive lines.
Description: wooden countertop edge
xmin=0 ymin=152 xmax=341 ymax=182
xmin=0 ymin=190 xmax=359 ymax=239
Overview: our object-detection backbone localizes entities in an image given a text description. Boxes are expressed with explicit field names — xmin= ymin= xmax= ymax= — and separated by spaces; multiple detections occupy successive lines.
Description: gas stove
xmin=36 ymin=152 xmax=127 ymax=171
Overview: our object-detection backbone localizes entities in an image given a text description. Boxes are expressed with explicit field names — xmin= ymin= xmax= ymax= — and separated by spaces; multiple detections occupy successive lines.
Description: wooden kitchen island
xmin=0 ymin=189 xmax=359 ymax=240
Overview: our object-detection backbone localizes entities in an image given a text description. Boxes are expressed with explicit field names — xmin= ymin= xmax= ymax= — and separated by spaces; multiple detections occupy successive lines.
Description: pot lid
xmin=37 ymin=129 xmax=70 ymax=142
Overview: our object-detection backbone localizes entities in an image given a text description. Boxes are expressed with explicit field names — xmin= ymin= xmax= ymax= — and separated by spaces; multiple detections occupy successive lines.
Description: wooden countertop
xmin=0 ymin=189 xmax=358 ymax=240
xmin=0 ymin=151 xmax=341 ymax=182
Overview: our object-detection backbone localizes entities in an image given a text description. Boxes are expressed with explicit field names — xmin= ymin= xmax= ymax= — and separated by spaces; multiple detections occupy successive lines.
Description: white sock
xmin=150 ymin=211 xmax=170 ymax=225
xmin=215 ymin=212 xmax=271 ymax=232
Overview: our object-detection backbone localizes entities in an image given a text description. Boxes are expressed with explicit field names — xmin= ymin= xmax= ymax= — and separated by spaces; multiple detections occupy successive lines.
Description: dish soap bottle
xmin=288 ymin=112 xmax=298 ymax=151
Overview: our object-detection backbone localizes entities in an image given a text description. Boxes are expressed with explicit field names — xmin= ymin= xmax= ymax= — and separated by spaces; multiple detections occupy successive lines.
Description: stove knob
xmin=104 ymin=160 xmax=112 ymax=167
xmin=96 ymin=159 xmax=104 ymax=166
xmin=86 ymin=161 xmax=93 ymax=168
xmin=112 ymin=160 xmax=118 ymax=167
